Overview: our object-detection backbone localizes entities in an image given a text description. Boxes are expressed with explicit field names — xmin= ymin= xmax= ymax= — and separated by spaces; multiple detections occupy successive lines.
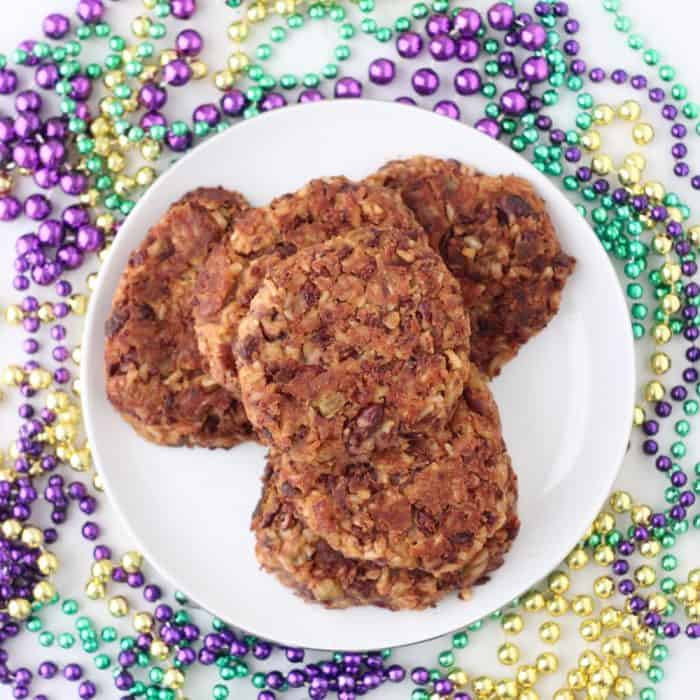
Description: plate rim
xmin=82 ymin=98 xmax=636 ymax=650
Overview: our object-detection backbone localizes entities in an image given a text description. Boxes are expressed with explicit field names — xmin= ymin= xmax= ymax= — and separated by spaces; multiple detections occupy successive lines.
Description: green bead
xmin=95 ymin=23 xmax=111 ymax=38
xmin=432 ymin=0 xmax=449 ymax=11
xmin=109 ymin=36 xmax=126 ymax=51
xmin=627 ymin=283 xmax=643 ymax=299
xmin=661 ymin=554 xmax=677 ymax=571
xmin=659 ymin=65 xmax=675 ymax=82
xmin=243 ymin=106 xmax=259 ymax=120
xmin=484 ymin=38 xmax=499 ymax=55
xmin=412 ymin=690 xmax=430 ymax=700
xmin=132 ymin=682 xmax=147 ymax=697
xmin=308 ymin=2 xmax=326 ymax=18
xmin=150 ymin=23 xmax=167 ymax=39
xmin=481 ymin=83 xmax=496 ymax=98
xmin=86 ymin=64 xmax=103 ymax=79
xmin=26 ymin=616 xmax=41 ymax=632
xmin=661 ymin=533 xmax=676 ymax=548
xmin=287 ymin=13 xmax=304 ymax=29
xmin=438 ymin=650 xmax=454 ymax=668
xmin=542 ymin=90 xmax=559 ymax=106
xmin=429 ymin=669 xmax=441 ymax=682
xmin=665 ymin=486 xmax=679 ymax=504
xmin=58 ymin=633 xmax=75 ymax=649
xmin=252 ymin=672 xmax=266 ymax=689
xmin=484 ymin=60 xmax=500 ymax=77
xmin=335 ymin=45 xmax=351 ymax=61
xmin=575 ymin=113 xmax=592 ymax=130
xmin=138 ymin=42 xmax=154 ymax=59
xmin=339 ymin=23 xmax=355 ymax=39
xmin=694 ymin=514 xmax=700 ymax=529
xmin=235 ymin=661 xmax=249 ymax=677
xmin=303 ymin=73 xmax=320 ymax=88
xmin=603 ymin=0 xmax=620 ymax=10
xmin=322 ymin=63 xmax=338 ymax=79
xmin=256 ymin=44 xmax=272 ymax=61
xmin=644 ymin=49 xmax=660 ymax=66
xmin=193 ymin=122 xmax=209 ymax=137
xmin=395 ymin=16 xmax=411 ymax=32
xmin=411 ymin=3 xmax=430 ymax=19
xmin=522 ymin=128 xmax=538 ymax=144
xmin=376 ymin=27 xmax=393 ymax=42
xmin=614 ymin=15 xmax=631 ymax=32
xmin=683 ymin=102 xmax=700 ymax=119
xmin=77 ymin=26 xmax=92 ymax=40
xmin=567 ymin=76 xmax=583 ymax=91
xmin=485 ymin=103 xmax=500 ymax=119
xmin=121 ymin=636 xmax=135 ymax=651
xmin=360 ymin=18 xmax=377 ymax=34
xmin=671 ymin=441 xmax=686 ymax=458
xmin=213 ymin=685 xmax=230 ymax=700
xmin=76 ymin=617 xmax=92 ymax=631
xmin=563 ymin=176 xmax=578 ymax=191
xmin=467 ymin=620 xmax=483 ymax=631
xmin=39 ymin=630 xmax=54 ymax=646
xmin=640 ymin=688 xmax=656 ymax=700
xmin=628 ymin=34 xmax=644 ymax=50
xmin=675 ymin=419 xmax=691 ymax=437
xmin=150 ymin=668 xmax=164 ymax=684
xmin=270 ymin=27 xmax=286 ymax=43
xmin=104 ymin=54 xmax=122 ymax=70
xmin=606 ymin=530 xmax=621 ymax=547
xmin=95 ymin=654 xmax=111 ymax=670
xmin=511 ymin=137 xmax=526 ymax=153
xmin=62 ymin=599 xmax=79 ymax=615
xmin=501 ymin=119 xmax=516 ymax=135
xmin=280 ymin=74 xmax=298 ymax=90
xmin=329 ymin=6 xmax=346 ymax=21
xmin=648 ymin=666 xmax=664 ymax=683
xmin=83 ymin=639 xmax=98 ymax=653
xmin=150 ymin=125 xmax=167 ymax=141
xmin=259 ymin=76 xmax=276 ymax=90
xmin=137 ymin=652 xmax=150 ymax=667
xmin=452 ymin=631 xmax=469 ymax=649
xmin=220 ymin=667 xmax=236 ymax=681
xmin=672 ymin=83 xmax=688 ymax=100
xmin=694 ymin=479 xmax=700 ymax=495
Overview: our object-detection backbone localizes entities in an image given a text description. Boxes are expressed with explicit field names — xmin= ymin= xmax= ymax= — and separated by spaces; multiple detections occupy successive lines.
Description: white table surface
xmin=1 ymin=0 xmax=697 ymax=697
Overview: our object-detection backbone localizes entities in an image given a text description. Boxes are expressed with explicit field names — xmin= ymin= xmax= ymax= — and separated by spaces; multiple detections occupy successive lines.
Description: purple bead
xmin=488 ymin=3 xmax=515 ymax=30
xmin=0 ymin=196 xmax=21 ymax=221
xmin=143 ymin=584 xmax=161 ymax=602
xmin=425 ymin=14 xmax=452 ymax=37
xmin=70 ymin=75 xmax=92 ymax=101
xmin=79 ymin=681 xmax=97 ymax=699
xmin=62 ymin=205 xmax=89 ymax=229
xmin=43 ymin=13 xmax=71 ymax=39
xmin=287 ymin=670 xmax=306 ymax=687
xmin=631 ymin=74 xmax=647 ymax=89
xmin=298 ymin=89 xmax=325 ymax=103
xmin=60 ymin=171 xmax=87 ymax=196
xmin=64 ymin=663 xmax=83 ymax=681
xmin=434 ymin=100 xmax=460 ymax=120
xmin=456 ymin=37 xmax=480 ymax=62
xmin=163 ymin=59 xmax=191 ymax=87
xmin=520 ymin=23 xmax=547 ymax=50
xmin=266 ymin=671 xmax=284 ymax=688
xmin=434 ymin=679 xmax=453 ymax=696
xmin=387 ymin=666 xmax=405 ymax=682
xmin=671 ymin=385 xmax=688 ymax=401
xmin=500 ymin=89 xmax=528 ymax=115
xmin=368 ymin=58 xmax=395 ymax=85
xmin=687 ymin=623 xmax=700 ymax=639
xmin=93 ymin=544 xmax=110 ymax=559
xmin=396 ymin=32 xmax=423 ymax=59
xmin=260 ymin=92 xmax=287 ymax=111
xmin=0 ymin=117 xmax=15 ymax=142
xmin=171 ymin=0 xmax=197 ymax=19
xmin=454 ymin=8 xmax=482 ymax=37
xmin=24 ymin=194 xmax=52 ymax=221
xmin=411 ymin=668 xmax=430 ymax=685
xmin=649 ymin=87 xmax=665 ymax=102
xmin=114 ymin=671 xmax=134 ymax=691
xmin=563 ymin=39 xmax=579 ymax=55
xmin=23 ymin=338 xmax=39 ymax=354
xmin=656 ymin=455 xmax=672 ymax=472
xmin=565 ymin=18 xmax=580 ymax=33
xmin=335 ymin=77 xmax=363 ymax=99
xmin=691 ymin=175 xmax=700 ymax=190
xmin=612 ymin=559 xmax=629 ymax=575
xmin=411 ymin=68 xmax=439 ymax=96
xmin=81 ymin=521 xmax=99 ymax=540
xmin=76 ymin=0 xmax=104 ymax=24
xmin=618 ymin=579 xmax=634 ymax=595
xmin=16 ymin=91 xmax=42 ymax=113
xmin=220 ymin=89 xmax=247 ymax=115
xmin=611 ymin=69 xmax=628 ymax=84
xmin=38 ymin=140 xmax=65 ymax=169
xmin=138 ymin=82 xmax=167 ymax=110
xmin=674 ymin=163 xmax=690 ymax=177
xmin=286 ymin=648 xmax=305 ymax=663
xmin=642 ymin=439 xmax=658 ymax=455
xmin=0 ymin=69 xmax=18 ymax=95
xmin=645 ymin=612 xmax=661 ymax=628
xmin=44 ymin=117 xmax=67 ymax=140
xmin=429 ymin=35 xmax=456 ymax=61
xmin=589 ymin=67 xmax=606 ymax=82
xmin=475 ymin=117 xmax=501 ymax=139
xmin=454 ymin=68 xmax=481 ymax=95
xmin=35 ymin=63 xmax=59 ymax=90
xmin=522 ymin=56 xmax=549 ymax=82
xmin=664 ymin=622 xmax=680 ymax=638
xmin=687 ymin=346 xmax=700 ymax=362
xmin=38 ymin=661 xmax=58 ymax=679
xmin=57 ymin=245 xmax=83 ymax=270
xmin=140 ymin=111 xmax=167 ymax=131
xmin=13 ymin=143 xmax=39 ymax=170
xmin=176 ymin=29 xmax=203 ymax=57
xmin=193 ymin=103 xmax=221 ymax=126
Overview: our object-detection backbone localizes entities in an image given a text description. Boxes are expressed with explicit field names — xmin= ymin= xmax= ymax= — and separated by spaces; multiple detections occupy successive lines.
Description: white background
xmin=1 ymin=0 xmax=698 ymax=697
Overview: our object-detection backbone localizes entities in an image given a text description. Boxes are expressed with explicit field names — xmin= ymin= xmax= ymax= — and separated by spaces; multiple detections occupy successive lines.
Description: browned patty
xmin=366 ymin=157 xmax=576 ymax=377
xmin=235 ymin=226 xmax=470 ymax=464
xmin=104 ymin=188 xmax=256 ymax=448
xmin=252 ymin=462 xmax=519 ymax=610
xmin=192 ymin=178 xmax=421 ymax=397
xmin=272 ymin=368 xmax=513 ymax=575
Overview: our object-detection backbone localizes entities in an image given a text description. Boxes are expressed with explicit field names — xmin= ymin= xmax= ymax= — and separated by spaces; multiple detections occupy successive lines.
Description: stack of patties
xmin=104 ymin=157 xmax=576 ymax=610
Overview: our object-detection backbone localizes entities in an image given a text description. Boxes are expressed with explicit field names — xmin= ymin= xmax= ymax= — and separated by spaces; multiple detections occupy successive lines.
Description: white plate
xmin=82 ymin=99 xmax=635 ymax=650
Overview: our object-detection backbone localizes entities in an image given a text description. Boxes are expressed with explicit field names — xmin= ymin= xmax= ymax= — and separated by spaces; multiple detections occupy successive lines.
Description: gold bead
xmin=613 ymin=677 xmax=634 ymax=698
xmin=567 ymin=669 xmax=587 ymax=690
xmin=516 ymin=665 xmax=538 ymax=688
xmin=108 ymin=595 xmax=129 ymax=617
xmin=141 ymin=140 xmax=162 ymax=162
xmin=131 ymin=16 xmax=152 ymax=38
xmin=567 ymin=547 xmax=589 ymax=570
xmin=594 ymin=546 xmax=615 ymax=566
xmin=667 ymin=205 xmax=685 ymax=222
xmin=143 ymin=0 xmax=158 ymax=9
xmin=629 ymin=652 xmax=650 ymax=673
xmin=495 ymin=679 xmax=518 ymax=699
xmin=107 ymin=151 xmax=127 ymax=173
xmin=600 ymin=607 xmax=622 ymax=629
xmin=501 ymin=612 xmax=524 ymax=634
xmin=0 ymin=172 xmax=14 ymax=193
xmin=536 ymin=651 xmax=558 ymax=674
xmin=163 ymin=668 xmax=185 ymax=690
xmin=20 ymin=525 xmax=43 ymax=548
xmin=518 ymin=690 xmax=539 ymax=700
xmin=639 ymin=540 xmax=661 ymax=558
xmin=447 ymin=669 xmax=469 ymax=688
xmin=594 ymin=512 xmax=616 ymax=534
xmin=497 ymin=642 xmax=520 ymax=666
xmin=29 ymin=369 xmax=53 ymax=390
xmin=2 ymin=365 xmax=25 ymax=386
xmin=523 ymin=591 xmax=545 ymax=612
xmin=547 ymin=594 xmax=569 ymax=616
xmin=676 ymin=583 xmax=699 ymax=604
xmin=247 ymin=2 xmax=267 ymax=22
xmin=581 ymin=130 xmax=602 ymax=151
xmin=591 ymin=154 xmax=614 ymax=176
xmin=643 ymin=181 xmax=665 ymax=201
xmin=553 ymin=691 xmax=575 ymax=700
xmin=33 ymin=580 xmax=55 ymax=603
xmin=539 ymin=621 xmax=560 ymax=644
xmin=605 ymin=660 xmax=620 ymax=679
xmin=623 ymin=152 xmax=646 ymax=171
xmin=652 ymin=324 xmax=671 ymax=345
xmin=274 ymin=0 xmax=297 ymax=13
xmin=579 ymin=650 xmax=602 ymax=673
xmin=472 ymin=676 xmax=495 ymax=698
xmin=594 ymin=576 xmax=615 ymax=599
xmin=687 ymin=225 xmax=700 ymax=247
xmin=590 ymin=666 xmax=616 ymax=687
xmin=159 ymin=49 xmax=178 ymax=66
xmin=601 ymin=636 xmax=630 ymax=659
xmin=4 ymin=305 xmax=24 ymax=324
xmin=548 ymin=571 xmax=570 ymax=594
xmin=93 ymin=472 xmax=104 ymax=492
xmin=135 ymin=167 xmax=156 ymax=187
xmin=91 ymin=117 xmax=112 ymax=137
xmin=227 ymin=21 xmax=249 ymax=42
xmin=227 ymin=51 xmax=250 ymax=74
xmin=46 ymin=391 xmax=68 ymax=411
xmin=69 ymin=294 xmax=88 ymax=316
xmin=213 ymin=69 xmax=235 ymax=91
xmin=115 ymin=175 xmax=136 ymax=196
xmin=652 ymin=234 xmax=673 ymax=255
xmin=122 ymin=551 xmax=143 ymax=573
xmin=633 ymin=626 xmax=655 ymax=648
xmin=632 ymin=122 xmax=654 ymax=145
xmin=572 ymin=594 xmax=594 ymax=617
xmin=650 ymin=351 xmax=671 ymax=375
xmin=133 ymin=611 xmax=154 ymax=633
xmin=688 ymin=568 xmax=700 ymax=586
xmin=631 ymin=504 xmax=652 ymax=524
xmin=580 ymin=618 xmax=602 ymax=642
xmin=37 ymin=551 xmax=58 ymax=575
xmin=85 ymin=578 xmax=106 ymax=600
xmin=618 ymin=100 xmax=641 ymax=121
xmin=92 ymin=559 xmax=113 ymax=581
xmin=190 ymin=60 xmax=208 ymax=79
xmin=71 ymin=346 xmax=82 ymax=366
xmin=593 ymin=104 xmax=615 ymax=125
xmin=587 ymin=683 xmax=611 ymax=700
xmin=2 ymin=518 xmax=22 ymax=540
xmin=617 ymin=165 xmax=641 ymax=186
xmin=661 ymin=293 xmax=681 ymax=314
xmin=610 ymin=491 xmax=633 ymax=513
xmin=8 ymin=598 xmax=32 ymax=620
xmin=644 ymin=380 xmax=665 ymax=402
xmin=150 ymin=639 xmax=170 ymax=661
xmin=96 ymin=214 xmax=115 ymax=233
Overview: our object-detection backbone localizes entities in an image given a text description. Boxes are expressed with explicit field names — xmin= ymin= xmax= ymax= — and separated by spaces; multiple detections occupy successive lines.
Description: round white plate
xmin=82 ymin=99 xmax=635 ymax=650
